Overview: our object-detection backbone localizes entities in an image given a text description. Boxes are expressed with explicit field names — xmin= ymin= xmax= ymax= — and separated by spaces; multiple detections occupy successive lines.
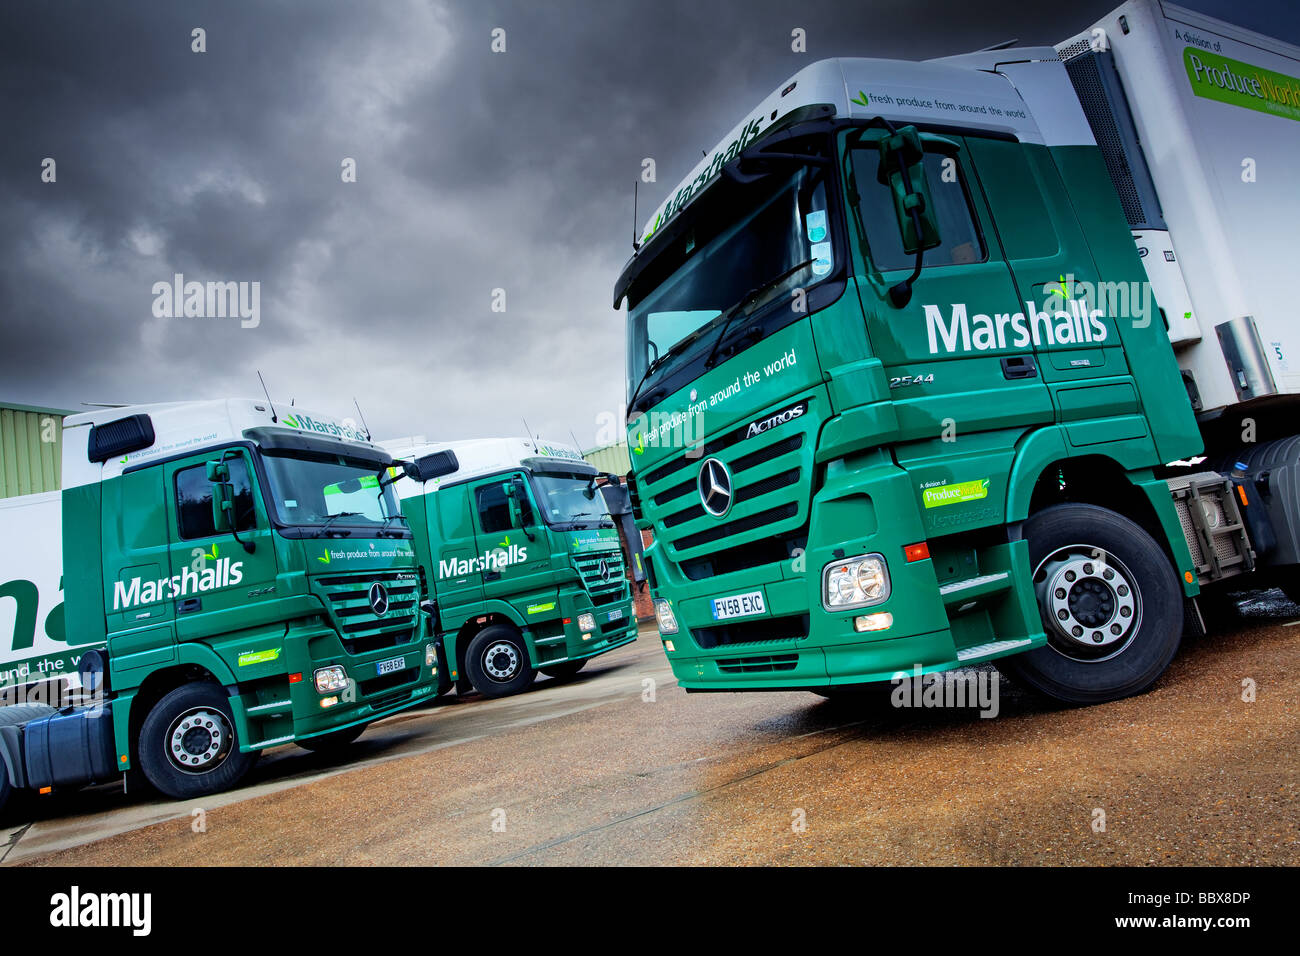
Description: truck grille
xmin=316 ymin=571 xmax=420 ymax=655
xmin=637 ymin=399 xmax=813 ymax=580
xmin=574 ymin=550 xmax=628 ymax=604
xmin=692 ymin=614 xmax=810 ymax=650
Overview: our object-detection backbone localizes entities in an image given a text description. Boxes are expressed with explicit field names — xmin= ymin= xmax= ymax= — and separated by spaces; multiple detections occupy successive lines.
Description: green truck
xmin=0 ymin=399 xmax=439 ymax=812
xmin=615 ymin=1 xmax=1300 ymax=703
xmin=385 ymin=437 xmax=638 ymax=697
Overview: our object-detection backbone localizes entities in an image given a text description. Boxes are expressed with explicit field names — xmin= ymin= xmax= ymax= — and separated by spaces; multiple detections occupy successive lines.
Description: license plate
xmin=608 ymin=608 xmax=625 ymax=622
xmin=375 ymin=656 xmax=406 ymax=676
xmin=711 ymin=590 xmax=766 ymax=621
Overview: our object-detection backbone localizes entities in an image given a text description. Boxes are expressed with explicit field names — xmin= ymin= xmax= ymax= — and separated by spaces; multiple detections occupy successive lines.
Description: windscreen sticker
xmin=805 ymin=210 xmax=828 ymax=243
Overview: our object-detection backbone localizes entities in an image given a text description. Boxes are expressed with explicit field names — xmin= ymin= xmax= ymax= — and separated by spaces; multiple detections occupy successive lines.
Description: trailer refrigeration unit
xmin=386 ymin=437 xmax=637 ymax=698
xmin=0 ymin=399 xmax=439 ymax=812
xmin=614 ymin=0 xmax=1300 ymax=703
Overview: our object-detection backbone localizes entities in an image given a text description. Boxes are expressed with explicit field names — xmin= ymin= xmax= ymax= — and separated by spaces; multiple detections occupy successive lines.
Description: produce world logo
xmin=1184 ymin=49 xmax=1300 ymax=122
xmin=922 ymin=478 xmax=989 ymax=509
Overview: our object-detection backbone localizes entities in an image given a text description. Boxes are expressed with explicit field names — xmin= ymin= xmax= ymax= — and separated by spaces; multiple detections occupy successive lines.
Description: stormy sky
xmin=2 ymin=1 xmax=1297 ymax=449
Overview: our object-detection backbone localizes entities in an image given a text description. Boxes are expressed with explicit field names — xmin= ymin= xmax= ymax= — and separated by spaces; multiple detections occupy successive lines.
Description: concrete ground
xmin=4 ymin=593 xmax=1297 ymax=866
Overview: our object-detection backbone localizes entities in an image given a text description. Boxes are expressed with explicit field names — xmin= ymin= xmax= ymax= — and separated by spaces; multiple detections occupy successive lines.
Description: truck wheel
xmin=0 ymin=704 xmax=56 ymax=816
xmin=465 ymin=625 xmax=536 ymax=698
xmin=540 ymin=659 xmax=587 ymax=681
xmin=296 ymin=723 xmax=367 ymax=752
xmin=998 ymin=503 xmax=1183 ymax=705
xmin=138 ymin=683 xmax=255 ymax=799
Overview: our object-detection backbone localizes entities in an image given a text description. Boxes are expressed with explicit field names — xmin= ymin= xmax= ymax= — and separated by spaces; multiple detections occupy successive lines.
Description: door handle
xmin=484 ymin=571 xmax=502 ymax=581
xmin=177 ymin=597 xmax=202 ymax=614
xmin=1001 ymin=355 xmax=1038 ymax=380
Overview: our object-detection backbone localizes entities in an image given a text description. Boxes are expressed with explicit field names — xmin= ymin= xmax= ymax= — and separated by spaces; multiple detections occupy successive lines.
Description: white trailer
xmin=0 ymin=491 xmax=85 ymax=700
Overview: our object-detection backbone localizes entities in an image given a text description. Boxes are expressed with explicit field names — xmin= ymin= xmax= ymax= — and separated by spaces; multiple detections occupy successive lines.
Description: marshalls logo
xmin=924 ymin=299 xmax=1107 ymax=355
xmin=50 ymin=886 xmax=151 ymax=937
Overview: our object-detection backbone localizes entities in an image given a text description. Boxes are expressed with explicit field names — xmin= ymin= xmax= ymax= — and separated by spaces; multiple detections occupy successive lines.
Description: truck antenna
xmin=522 ymin=417 xmax=535 ymax=441
xmin=353 ymin=398 xmax=373 ymax=441
xmin=569 ymin=428 xmax=583 ymax=454
xmin=632 ymin=180 xmax=641 ymax=252
xmin=257 ymin=369 xmax=279 ymax=423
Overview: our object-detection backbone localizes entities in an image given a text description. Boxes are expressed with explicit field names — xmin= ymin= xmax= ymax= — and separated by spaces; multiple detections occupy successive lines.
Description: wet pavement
xmin=5 ymin=591 xmax=1297 ymax=866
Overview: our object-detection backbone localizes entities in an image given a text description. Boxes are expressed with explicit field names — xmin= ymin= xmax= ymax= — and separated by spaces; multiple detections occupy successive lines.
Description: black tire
xmin=138 ymin=683 xmax=256 ymax=800
xmin=540 ymin=659 xmax=587 ymax=681
xmin=296 ymin=723 xmax=367 ymax=752
xmin=997 ymin=503 xmax=1183 ymax=705
xmin=0 ymin=704 xmax=55 ymax=815
xmin=465 ymin=624 xmax=536 ymax=698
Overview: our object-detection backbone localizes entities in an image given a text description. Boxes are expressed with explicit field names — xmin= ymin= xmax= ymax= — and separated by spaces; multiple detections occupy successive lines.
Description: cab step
xmin=938 ymin=571 xmax=1011 ymax=611
xmin=956 ymin=638 xmax=1034 ymax=663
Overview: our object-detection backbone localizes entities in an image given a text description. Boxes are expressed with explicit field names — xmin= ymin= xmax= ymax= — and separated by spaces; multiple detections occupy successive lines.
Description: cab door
xmin=102 ymin=465 xmax=176 ymax=672
xmin=961 ymin=137 xmax=1132 ymax=394
xmin=162 ymin=447 xmax=279 ymax=644
xmin=843 ymin=131 xmax=1055 ymax=442
xmin=468 ymin=473 xmax=552 ymax=609
xmin=426 ymin=484 xmax=484 ymax=621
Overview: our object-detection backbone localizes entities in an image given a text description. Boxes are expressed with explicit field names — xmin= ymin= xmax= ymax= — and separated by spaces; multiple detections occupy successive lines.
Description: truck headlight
xmin=822 ymin=554 xmax=890 ymax=610
xmin=577 ymin=613 xmax=597 ymax=633
xmin=313 ymin=665 xmax=348 ymax=693
xmin=425 ymin=643 xmax=438 ymax=666
xmin=654 ymin=598 xmax=678 ymax=635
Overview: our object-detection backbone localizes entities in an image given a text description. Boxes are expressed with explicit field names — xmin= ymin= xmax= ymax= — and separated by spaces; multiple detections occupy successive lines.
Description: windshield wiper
xmin=314 ymin=512 xmax=362 ymax=538
xmin=627 ymin=258 xmax=816 ymax=416
xmin=702 ymin=258 xmax=815 ymax=371
xmin=627 ymin=325 xmax=714 ymax=417
xmin=377 ymin=512 xmax=409 ymax=537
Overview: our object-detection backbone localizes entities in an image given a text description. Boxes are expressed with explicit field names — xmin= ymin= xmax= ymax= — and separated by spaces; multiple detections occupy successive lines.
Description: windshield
xmin=626 ymin=159 xmax=835 ymax=404
xmin=529 ymin=471 xmax=614 ymax=529
xmin=261 ymin=449 xmax=405 ymax=535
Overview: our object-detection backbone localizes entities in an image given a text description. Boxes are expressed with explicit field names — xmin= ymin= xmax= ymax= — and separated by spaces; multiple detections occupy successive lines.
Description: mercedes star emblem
xmin=698 ymin=457 xmax=733 ymax=517
xmin=368 ymin=582 xmax=390 ymax=616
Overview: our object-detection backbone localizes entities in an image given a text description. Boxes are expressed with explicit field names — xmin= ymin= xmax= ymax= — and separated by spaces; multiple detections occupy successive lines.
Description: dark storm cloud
xmin=1 ymin=1 xmax=1298 ymax=444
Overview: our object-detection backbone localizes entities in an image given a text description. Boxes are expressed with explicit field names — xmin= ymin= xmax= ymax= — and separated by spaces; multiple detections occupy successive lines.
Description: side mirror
xmin=877 ymin=125 xmax=941 ymax=255
xmin=206 ymin=455 xmax=254 ymax=553
xmin=405 ymin=450 xmax=459 ymax=483
xmin=208 ymin=461 xmax=233 ymax=531
xmin=503 ymin=481 xmax=525 ymax=529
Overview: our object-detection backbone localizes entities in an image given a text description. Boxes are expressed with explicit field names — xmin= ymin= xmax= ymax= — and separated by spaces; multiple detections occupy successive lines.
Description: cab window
xmin=848 ymin=148 xmax=985 ymax=271
xmin=175 ymin=458 xmax=255 ymax=540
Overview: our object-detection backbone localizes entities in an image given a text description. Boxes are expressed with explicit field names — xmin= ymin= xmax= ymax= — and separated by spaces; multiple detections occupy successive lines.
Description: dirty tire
xmin=296 ymin=723 xmax=367 ymax=752
xmin=139 ymin=683 xmax=255 ymax=799
xmin=997 ymin=503 xmax=1182 ymax=705
xmin=465 ymin=624 xmax=536 ymax=698
xmin=540 ymin=659 xmax=587 ymax=681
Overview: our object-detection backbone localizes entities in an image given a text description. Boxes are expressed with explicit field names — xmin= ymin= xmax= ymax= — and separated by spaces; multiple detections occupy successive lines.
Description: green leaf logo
xmin=317 ymin=548 xmax=331 ymax=565
xmin=1047 ymin=274 xmax=1072 ymax=301
xmin=282 ymin=414 xmax=299 ymax=428
xmin=851 ymin=90 xmax=870 ymax=107
xmin=499 ymin=535 xmax=511 ymax=548
xmin=205 ymin=543 xmax=219 ymax=560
